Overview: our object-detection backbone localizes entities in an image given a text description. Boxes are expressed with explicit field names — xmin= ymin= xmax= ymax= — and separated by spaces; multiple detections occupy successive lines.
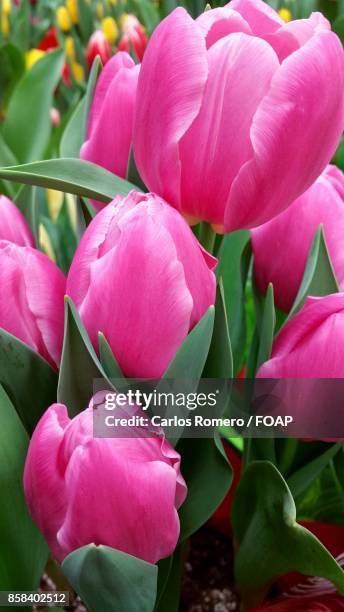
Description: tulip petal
xmin=23 ymin=404 xmax=69 ymax=561
xmin=179 ymin=33 xmax=279 ymax=226
xmin=57 ymin=433 xmax=183 ymax=563
xmin=0 ymin=196 xmax=34 ymax=247
xmin=263 ymin=13 xmax=330 ymax=62
xmin=143 ymin=200 xmax=216 ymax=327
xmin=86 ymin=51 xmax=136 ymax=139
xmin=226 ymin=31 xmax=344 ymax=231
xmin=0 ymin=243 xmax=65 ymax=368
xmin=133 ymin=7 xmax=208 ymax=208
xmin=258 ymin=294 xmax=344 ymax=377
xmin=78 ymin=207 xmax=193 ymax=377
xmin=196 ymin=7 xmax=251 ymax=48
xmin=252 ymin=167 xmax=344 ymax=311
xmin=227 ymin=0 xmax=283 ymax=35
xmin=23 ymin=249 xmax=66 ymax=368
xmin=81 ymin=58 xmax=140 ymax=211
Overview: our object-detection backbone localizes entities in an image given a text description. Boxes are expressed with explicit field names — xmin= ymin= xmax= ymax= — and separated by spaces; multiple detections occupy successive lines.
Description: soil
xmin=181 ymin=529 xmax=240 ymax=612
xmin=35 ymin=528 xmax=240 ymax=612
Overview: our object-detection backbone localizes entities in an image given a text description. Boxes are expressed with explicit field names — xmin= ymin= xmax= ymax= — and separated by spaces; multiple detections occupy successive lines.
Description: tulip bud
xmin=24 ymin=400 xmax=187 ymax=563
xmin=50 ymin=107 xmax=61 ymax=128
xmin=0 ymin=241 xmax=65 ymax=368
xmin=118 ymin=14 xmax=147 ymax=61
xmin=71 ymin=60 xmax=84 ymax=83
xmin=37 ymin=26 xmax=59 ymax=51
xmin=257 ymin=293 xmax=344 ymax=438
xmin=86 ymin=30 xmax=111 ymax=70
xmin=102 ymin=16 xmax=118 ymax=44
xmin=65 ymin=35 xmax=75 ymax=60
xmin=252 ymin=166 xmax=344 ymax=312
xmin=56 ymin=6 xmax=71 ymax=32
xmin=66 ymin=0 xmax=78 ymax=25
xmin=277 ymin=7 xmax=292 ymax=22
xmin=26 ymin=49 xmax=46 ymax=70
xmin=133 ymin=3 xmax=344 ymax=232
xmin=80 ymin=52 xmax=139 ymax=210
xmin=66 ymin=191 xmax=216 ymax=378
xmin=0 ymin=196 xmax=34 ymax=247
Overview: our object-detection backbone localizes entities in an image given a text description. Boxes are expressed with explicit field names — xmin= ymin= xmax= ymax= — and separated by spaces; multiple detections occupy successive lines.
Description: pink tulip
xmin=118 ymin=15 xmax=147 ymax=62
xmin=24 ymin=400 xmax=187 ymax=563
xmin=252 ymin=165 xmax=344 ymax=312
xmin=133 ymin=1 xmax=344 ymax=232
xmin=80 ymin=52 xmax=140 ymax=211
xmin=86 ymin=30 xmax=111 ymax=71
xmin=0 ymin=241 xmax=65 ymax=369
xmin=66 ymin=191 xmax=216 ymax=378
xmin=257 ymin=294 xmax=344 ymax=438
xmin=259 ymin=293 xmax=344 ymax=378
xmin=0 ymin=196 xmax=34 ymax=247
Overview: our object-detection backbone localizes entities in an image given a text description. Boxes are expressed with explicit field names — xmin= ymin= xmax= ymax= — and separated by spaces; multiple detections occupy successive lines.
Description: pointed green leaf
xmin=217 ymin=231 xmax=251 ymax=374
xmin=288 ymin=226 xmax=339 ymax=320
xmin=98 ymin=332 xmax=125 ymax=380
xmin=0 ymin=329 xmax=57 ymax=435
xmin=178 ymin=433 xmax=232 ymax=540
xmin=203 ymin=279 xmax=233 ymax=378
xmin=288 ymin=443 xmax=342 ymax=499
xmin=57 ymin=297 xmax=109 ymax=417
xmin=62 ymin=544 xmax=158 ymax=612
xmin=3 ymin=49 xmax=65 ymax=163
xmin=0 ymin=385 xmax=48 ymax=591
xmin=232 ymin=461 xmax=344 ymax=606
xmin=0 ymin=158 xmax=138 ymax=203
xmin=162 ymin=306 xmax=215 ymax=380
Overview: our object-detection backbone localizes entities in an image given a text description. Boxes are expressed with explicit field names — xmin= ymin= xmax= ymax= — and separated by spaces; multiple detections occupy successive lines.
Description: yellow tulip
xmin=1 ymin=13 xmax=9 ymax=36
xmin=66 ymin=193 xmax=78 ymax=233
xmin=57 ymin=5 xmax=72 ymax=32
xmin=278 ymin=7 xmax=292 ymax=22
xmin=47 ymin=190 xmax=64 ymax=223
xmin=65 ymin=36 xmax=75 ymax=60
xmin=71 ymin=61 xmax=84 ymax=83
xmin=96 ymin=2 xmax=104 ymax=19
xmin=39 ymin=224 xmax=56 ymax=263
xmin=26 ymin=49 xmax=46 ymax=70
xmin=102 ymin=16 xmax=118 ymax=44
xmin=2 ymin=0 xmax=11 ymax=16
xmin=66 ymin=0 xmax=79 ymax=25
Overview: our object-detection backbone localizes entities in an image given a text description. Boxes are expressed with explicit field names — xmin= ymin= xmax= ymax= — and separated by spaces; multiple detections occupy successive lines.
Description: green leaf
xmin=62 ymin=544 xmax=158 ymax=612
xmin=155 ymin=547 xmax=182 ymax=612
xmin=0 ymin=132 xmax=18 ymax=197
xmin=59 ymin=56 xmax=101 ymax=159
xmin=14 ymin=185 xmax=39 ymax=244
xmin=2 ymin=49 xmax=65 ymax=163
xmin=288 ymin=443 xmax=342 ymax=499
xmin=83 ymin=55 xmax=102 ymax=134
xmin=288 ymin=226 xmax=339 ymax=320
xmin=162 ymin=306 xmax=215 ymax=380
xmin=60 ymin=97 xmax=87 ymax=158
xmin=232 ymin=461 xmax=344 ymax=606
xmin=178 ymin=433 xmax=232 ymax=540
xmin=98 ymin=332 xmax=125 ymax=380
xmin=296 ymin=448 xmax=344 ymax=526
xmin=0 ymin=329 xmax=57 ymax=435
xmin=0 ymin=158 xmax=138 ymax=203
xmin=0 ymin=385 xmax=48 ymax=591
xmin=0 ymin=43 xmax=25 ymax=109
xmin=217 ymin=231 xmax=251 ymax=374
xmin=333 ymin=15 xmax=344 ymax=43
xmin=255 ymin=282 xmax=275 ymax=370
xmin=203 ymin=280 xmax=233 ymax=378
xmin=57 ymin=297 xmax=109 ymax=417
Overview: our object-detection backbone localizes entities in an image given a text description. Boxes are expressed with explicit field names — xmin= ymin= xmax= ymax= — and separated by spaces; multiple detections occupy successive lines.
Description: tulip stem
xmin=199 ymin=222 xmax=216 ymax=254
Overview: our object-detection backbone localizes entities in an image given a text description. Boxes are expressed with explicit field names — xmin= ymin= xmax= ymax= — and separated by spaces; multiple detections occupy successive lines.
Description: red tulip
xmin=86 ymin=30 xmax=111 ymax=71
xmin=118 ymin=15 xmax=147 ymax=62
xmin=37 ymin=27 xmax=59 ymax=51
